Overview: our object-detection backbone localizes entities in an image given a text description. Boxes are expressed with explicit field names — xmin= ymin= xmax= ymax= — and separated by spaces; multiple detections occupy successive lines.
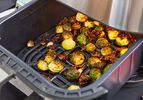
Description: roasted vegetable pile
xmin=27 ymin=12 xmax=136 ymax=90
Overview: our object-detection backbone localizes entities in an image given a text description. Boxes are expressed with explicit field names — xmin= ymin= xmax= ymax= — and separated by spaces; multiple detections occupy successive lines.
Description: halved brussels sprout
xmin=120 ymin=48 xmax=128 ymax=56
xmin=84 ymin=20 xmax=94 ymax=28
xmin=72 ymin=22 xmax=81 ymax=30
xmin=56 ymin=25 xmax=63 ymax=33
xmin=68 ymin=85 xmax=80 ymax=90
xmin=62 ymin=38 xmax=76 ymax=50
xmin=98 ymin=31 xmax=106 ymax=38
xmin=76 ymin=12 xmax=88 ymax=22
xmin=48 ymin=61 xmax=64 ymax=73
xmin=85 ymin=43 xmax=96 ymax=52
xmin=80 ymin=27 xmax=90 ymax=36
xmin=108 ymin=30 xmax=119 ymax=40
xmin=63 ymin=23 xmax=72 ymax=31
xmin=65 ymin=67 xmax=80 ymax=81
xmin=44 ymin=49 xmax=56 ymax=64
xmin=93 ymin=21 xmax=100 ymax=26
xmin=116 ymin=37 xmax=129 ymax=46
xmin=37 ymin=60 xmax=48 ymax=71
xmin=70 ymin=51 xmax=85 ymax=66
xmin=96 ymin=38 xmax=109 ymax=48
xmin=89 ymin=68 xmax=101 ymax=82
xmin=103 ymin=64 xmax=112 ymax=73
xmin=77 ymin=33 xmax=88 ymax=45
xmin=27 ymin=40 xmax=35 ymax=48
xmin=101 ymin=47 xmax=113 ymax=56
xmin=88 ymin=57 xmax=101 ymax=68
xmin=62 ymin=31 xmax=73 ymax=40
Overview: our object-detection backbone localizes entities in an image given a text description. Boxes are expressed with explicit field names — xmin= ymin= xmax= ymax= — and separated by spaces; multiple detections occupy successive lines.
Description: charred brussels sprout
xmin=89 ymin=68 xmax=101 ymax=82
xmin=88 ymin=57 xmax=101 ymax=68
xmin=62 ymin=38 xmax=76 ymax=50
xmin=116 ymin=37 xmax=129 ymax=46
xmin=63 ymin=23 xmax=72 ymax=31
xmin=101 ymin=47 xmax=113 ymax=56
xmin=37 ymin=60 xmax=48 ymax=71
xmin=85 ymin=43 xmax=96 ymax=52
xmin=62 ymin=31 xmax=73 ymax=40
xmin=70 ymin=51 xmax=85 ymax=66
xmin=84 ymin=20 xmax=94 ymax=28
xmin=80 ymin=27 xmax=90 ymax=36
xmin=77 ymin=34 xmax=88 ymax=45
xmin=56 ymin=25 xmax=63 ymax=33
xmin=48 ymin=61 xmax=64 ymax=73
xmin=68 ymin=85 xmax=80 ymax=90
xmin=65 ymin=67 xmax=80 ymax=81
xmin=94 ymin=26 xmax=104 ymax=31
xmin=103 ymin=64 xmax=112 ymax=73
xmin=72 ymin=22 xmax=81 ymax=30
xmin=96 ymin=38 xmax=109 ymax=48
xmin=76 ymin=12 xmax=88 ymax=22
xmin=44 ymin=49 xmax=56 ymax=64
xmin=79 ymin=74 xmax=90 ymax=86
xmin=27 ymin=40 xmax=35 ymax=48
xmin=98 ymin=31 xmax=106 ymax=38
xmin=120 ymin=48 xmax=128 ymax=56
xmin=108 ymin=30 xmax=119 ymax=40
xmin=93 ymin=21 xmax=100 ymax=26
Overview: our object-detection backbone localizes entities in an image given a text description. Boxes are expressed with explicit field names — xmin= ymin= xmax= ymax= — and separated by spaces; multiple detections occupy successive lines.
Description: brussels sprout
xmin=70 ymin=16 xmax=76 ymax=23
xmin=68 ymin=85 xmax=80 ymax=90
xmin=84 ymin=20 xmax=94 ymax=28
xmin=62 ymin=38 xmax=76 ymax=50
xmin=85 ymin=43 xmax=96 ymax=52
xmin=70 ymin=51 xmax=85 ymax=66
xmin=72 ymin=22 xmax=81 ymax=30
xmin=93 ymin=21 xmax=100 ymax=26
xmin=44 ymin=49 xmax=56 ymax=64
xmin=56 ymin=25 xmax=63 ymax=33
xmin=65 ymin=67 xmax=80 ymax=81
xmin=63 ymin=23 xmax=72 ymax=31
xmin=79 ymin=74 xmax=90 ymax=86
xmin=101 ymin=47 xmax=113 ymax=56
xmin=120 ymin=48 xmax=128 ymax=56
xmin=76 ymin=12 xmax=88 ymax=22
xmin=80 ymin=27 xmax=90 ymax=36
xmin=98 ymin=31 xmax=106 ymax=38
xmin=77 ymin=34 xmax=88 ymax=45
xmin=116 ymin=37 xmax=129 ymax=46
xmin=108 ymin=30 xmax=119 ymax=40
xmin=89 ymin=68 xmax=101 ymax=82
xmin=94 ymin=26 xmax=104 ymax=31
xmin=62 ymin=31 xmax=73 ymax=40
xmin=37 ymin=60 xmax=48 ymax=71
xmin=103 ymin=64 xmax=112 ymax=73
xmin=88 ymin=57 xmax=101 ymax=68
xmin=96 ymin=38 xmax=109 ymax=48
xmin=48 ymin=61 xmax=64 ymax=73
xmin=27 ymin=40 xmax=35 ymax=48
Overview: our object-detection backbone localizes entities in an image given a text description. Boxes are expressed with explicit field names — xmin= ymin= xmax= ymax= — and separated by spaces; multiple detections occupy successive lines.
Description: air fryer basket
xmin=0 ymin=0 xmax=143 ymax=100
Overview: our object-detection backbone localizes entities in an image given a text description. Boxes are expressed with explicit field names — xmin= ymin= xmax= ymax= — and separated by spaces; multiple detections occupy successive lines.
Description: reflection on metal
xmin=58 ymin=0 xmax=143 ymax=33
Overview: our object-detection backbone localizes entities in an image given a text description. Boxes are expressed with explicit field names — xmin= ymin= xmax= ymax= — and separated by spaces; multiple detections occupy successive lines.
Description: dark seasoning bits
xmin=27 ymin=12 xmax=136 ymax=90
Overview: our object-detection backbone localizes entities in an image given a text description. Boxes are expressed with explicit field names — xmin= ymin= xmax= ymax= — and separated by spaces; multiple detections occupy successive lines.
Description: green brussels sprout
xmin=48 ymin=61 xmax=64 ymax=73
xmin=76 ymin=12 xmax=88 ymax=22
xmin=87 ymin=57 xmax=101 ymax=68
xmin=68 ymin=85 xmax=80 ymax=90
xmin=108 ymin=30 xmax=119 ymax=40
xmin=62 ymin=31 xmax=73 ymax=40
xmin=96 ymin=38 xmax=109 ymax=48
xmin=70 ymin=51 xmax=85 ymax=66
xmin=116 ymin=37 xmax=129 ymax=46
xmin=84 ymin=20 xmax=94 ymax=28
xmin=80 ymin=27 xmax=90 ymax=36
xmin=85 ymin=43 xmax=96 ymax=52
xmin=94 ymin=26 xmax=104 ymax=31
xmin=89 ymin=68 xmax=101 ymax=82
xmin=72 ymin=22 xmax=81 ymax=30
xmin=44 ymin=49 xmax=56 ymax=64
xmin=101 ymin=47 xmax=113 ymax=56
xmin=63 ymin=23 xmax=72 ymax=31
xmin=103 ymin=64 xmax=112 ymax=73
xmin=77 ymin=34 xmax=88 ymax=45
xmin=37 ymin=60 xmax=48 ymax=71
xmin=65 ymin=67 xmax=80 ymax=81
xmin=120 ymin=48 xmax=128 ymax=56
xmin=62 ymin=38 xmax=76 ymax=50
xmin=56 ymin=25 xmax=64 ymax=33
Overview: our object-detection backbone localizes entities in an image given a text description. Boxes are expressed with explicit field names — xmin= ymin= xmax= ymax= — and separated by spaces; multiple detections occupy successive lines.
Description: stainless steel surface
xmin=58 ymin=0 xmax=143 ymax=33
